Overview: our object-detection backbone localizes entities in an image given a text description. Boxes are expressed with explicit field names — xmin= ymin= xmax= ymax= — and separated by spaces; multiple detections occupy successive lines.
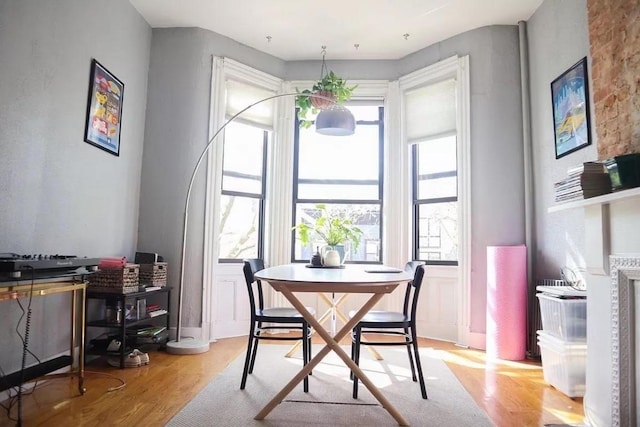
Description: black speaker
xmin=134 ymin=252 xmax=164 ymax=264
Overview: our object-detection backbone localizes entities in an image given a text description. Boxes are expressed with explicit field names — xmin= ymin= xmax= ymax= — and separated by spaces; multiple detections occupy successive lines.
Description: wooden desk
xmin=0 ymin=279 xmax=87 ymax=395
xmin=255 ymin=264 xmax=412 ymax=426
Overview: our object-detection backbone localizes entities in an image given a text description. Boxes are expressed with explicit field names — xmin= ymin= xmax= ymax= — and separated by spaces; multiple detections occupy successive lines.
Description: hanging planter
xmin=296 ymin=48 xmax=357 ymax=129
xmin=310 ymin=90 xmax=336 ymax=110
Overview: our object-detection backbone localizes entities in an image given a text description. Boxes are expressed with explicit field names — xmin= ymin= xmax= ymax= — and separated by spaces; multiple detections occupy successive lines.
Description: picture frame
xmin=551 ymin=57 xmax=592 ymax=159
xmin=84 ymin=59 xmax=124 ymax=156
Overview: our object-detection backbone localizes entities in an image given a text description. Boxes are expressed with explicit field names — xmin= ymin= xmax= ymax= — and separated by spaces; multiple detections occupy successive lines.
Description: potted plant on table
xmin=292 ymin=204 xmax=363 ymax=266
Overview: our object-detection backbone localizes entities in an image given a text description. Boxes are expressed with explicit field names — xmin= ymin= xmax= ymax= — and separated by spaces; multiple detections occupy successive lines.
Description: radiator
xmin=527 ymin=279 xmax=569 ymax=359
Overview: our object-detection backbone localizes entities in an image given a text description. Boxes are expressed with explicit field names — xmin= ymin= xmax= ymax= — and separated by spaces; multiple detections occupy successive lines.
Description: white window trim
xmin=398 ymin=55 xmax=471 ymax=346
xmin=202 ymin=57 xmax=283 ymax=340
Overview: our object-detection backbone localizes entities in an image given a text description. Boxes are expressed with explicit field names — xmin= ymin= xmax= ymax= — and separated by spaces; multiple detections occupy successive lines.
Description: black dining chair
xmin=350 ymin=261 xmax=428 ymax=399
xmin=240 ymin=258 xmax=314 ymax=392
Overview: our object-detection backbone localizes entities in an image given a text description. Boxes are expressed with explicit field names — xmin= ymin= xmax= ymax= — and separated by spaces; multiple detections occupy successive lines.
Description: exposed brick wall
xmin=587 ymin=0 xmax=640 ymax=158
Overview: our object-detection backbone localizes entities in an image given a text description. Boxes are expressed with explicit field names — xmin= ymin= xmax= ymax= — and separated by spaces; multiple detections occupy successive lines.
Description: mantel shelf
xmin=548 ymin=187 xmax=640 ymax=213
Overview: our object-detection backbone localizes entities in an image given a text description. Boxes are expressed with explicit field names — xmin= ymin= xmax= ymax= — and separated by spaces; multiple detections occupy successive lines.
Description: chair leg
xmin=350 ymin=331 xmax=355 ymax=381
xmin=404 ymin=326 xmax=417 ymax=382
xmin=411 ymin=326 xmax=428 ymax=399
xmin=302 ymin=322 xmax=309 ymax=392
xmin=240 ymin=324 xmax=256 ymax=389
xmin=248 ymin=326 xmax=261 ymax=374
xmin=307 ymin=325 xmax=313 ymax=376
xmin=352 ymin=327 xmax=361 ymax=399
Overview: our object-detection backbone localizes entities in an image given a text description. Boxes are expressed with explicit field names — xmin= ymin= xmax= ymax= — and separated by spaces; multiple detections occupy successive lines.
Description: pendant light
xmin=316 ymin=105 xmax=355 ymax=135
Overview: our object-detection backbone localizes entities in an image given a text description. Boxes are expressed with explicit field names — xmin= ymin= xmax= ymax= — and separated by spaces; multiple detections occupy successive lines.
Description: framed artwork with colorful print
xmin=84 ymin=59 xmax=124 ymax=156
xmin=551 ymin=57 xmax=592 ymax=159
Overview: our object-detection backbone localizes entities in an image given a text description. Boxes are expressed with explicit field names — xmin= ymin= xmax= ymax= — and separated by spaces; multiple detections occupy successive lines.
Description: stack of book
xmin=554 ymin=162 xmax=612 ymax=202
xmin=127 ymin=325 xmax=168 ymax=344
xmin=146 ymin=303 xmax=168 ymax=318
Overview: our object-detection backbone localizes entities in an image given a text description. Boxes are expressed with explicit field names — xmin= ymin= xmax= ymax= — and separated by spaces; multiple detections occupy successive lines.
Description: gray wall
xmin=142 ymin=25 xmax=525 ymax=336
xmin=528 ymin=0 xmax=604 ymax=421
xmin=138 ymin=28 xmax=287 ymax=330
xmin=0 ymin=0 xmax=150 ymax=371
xmin=528 ymin=0 xmax=594 ymax=280
xmin=401 ymin=26 xmax=526 ymax=335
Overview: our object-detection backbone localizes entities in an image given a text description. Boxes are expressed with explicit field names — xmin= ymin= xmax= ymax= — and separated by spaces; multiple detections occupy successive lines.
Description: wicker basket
xmin=139 ymin=262 xmax=167 ymax=287
xmin=89 ymin=264 xmax=140 ymax=294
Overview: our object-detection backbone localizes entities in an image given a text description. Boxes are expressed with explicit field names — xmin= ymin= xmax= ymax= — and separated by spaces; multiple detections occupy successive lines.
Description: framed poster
xmin=551 ymin=57 xmax=592 ymax=159
xmin=84 ymin=59 xmax=124 ymax=156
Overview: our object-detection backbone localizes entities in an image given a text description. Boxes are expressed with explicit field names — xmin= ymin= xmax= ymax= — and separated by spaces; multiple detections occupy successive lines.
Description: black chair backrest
xmin=243 ymin=258 xmax=265 ymax=314
xmin=408 ymin=265 xmax=425 ymax=323
xmin=402 ymin=261 xmax=425 ymax=317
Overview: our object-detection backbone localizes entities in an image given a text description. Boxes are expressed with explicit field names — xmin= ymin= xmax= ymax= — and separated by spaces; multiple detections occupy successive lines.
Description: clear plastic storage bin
xmin=537 ymin=330 xmax=586 ymax=397
xmin=536 ymin=293 xmax=587 ymax=341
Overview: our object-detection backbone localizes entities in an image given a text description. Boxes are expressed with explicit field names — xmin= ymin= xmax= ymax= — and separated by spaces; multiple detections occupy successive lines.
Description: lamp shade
xmin=315 ymin=105 xmax=356 ymax=136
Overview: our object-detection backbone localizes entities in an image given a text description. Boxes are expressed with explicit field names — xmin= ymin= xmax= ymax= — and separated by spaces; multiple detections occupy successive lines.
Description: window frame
xmin=218 ymin=125 xmax=269 ymax=263
xmin=291 ymin=104 xmax=385 ymax=264
xmin=411 ymin=134 xmax=459 ymax=266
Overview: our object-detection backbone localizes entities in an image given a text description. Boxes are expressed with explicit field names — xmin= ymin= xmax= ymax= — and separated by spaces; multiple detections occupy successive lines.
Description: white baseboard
xmin=466 ymin=332 xmax=486 ymax=351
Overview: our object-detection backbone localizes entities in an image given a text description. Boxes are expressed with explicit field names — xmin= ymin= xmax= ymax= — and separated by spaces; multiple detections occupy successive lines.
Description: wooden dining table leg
xmin=300 ymin=293 xmax=384 ymax=362
xmin=255 ymin=287 xmax=410 ymax=427
xmin=284 ymin=293 xmax=349 ymax=358
xmin=332 ymin=304 xmax=384 ymax=361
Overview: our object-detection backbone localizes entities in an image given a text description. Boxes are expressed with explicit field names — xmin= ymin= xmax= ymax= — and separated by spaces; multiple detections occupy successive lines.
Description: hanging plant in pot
xmin=296 ymin=47 xmax=357 ymax=129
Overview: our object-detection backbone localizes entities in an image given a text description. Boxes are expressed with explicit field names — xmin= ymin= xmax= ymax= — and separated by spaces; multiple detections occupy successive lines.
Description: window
xmin=217 ymin=76 xmax=276 ymax=262
xmin=412 ymin=135 xmax=458 ymax=264
xmin=218 ymin=122 xmax=268 ymax=261
xmin=292 ymin=104 xmax=383 ymax=263
xmin=406 ymin=78 xmax=458 ymax=265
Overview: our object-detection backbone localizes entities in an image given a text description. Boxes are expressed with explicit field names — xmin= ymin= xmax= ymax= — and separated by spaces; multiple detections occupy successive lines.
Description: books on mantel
xmin=554 ymin=161 xmax=612 ymax=203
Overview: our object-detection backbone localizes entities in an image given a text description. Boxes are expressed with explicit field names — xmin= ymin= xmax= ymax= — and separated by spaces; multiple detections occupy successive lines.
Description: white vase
xmin=322 ymin=249 xmax=341 ymax=267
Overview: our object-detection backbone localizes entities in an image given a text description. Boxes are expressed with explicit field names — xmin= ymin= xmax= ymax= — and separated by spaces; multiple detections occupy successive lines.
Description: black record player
xmin=0 ymin=253 xmax=100 ymax=280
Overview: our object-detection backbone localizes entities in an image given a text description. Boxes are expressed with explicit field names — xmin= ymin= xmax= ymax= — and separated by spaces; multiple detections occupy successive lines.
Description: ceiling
xmin=129 ymin=0 xmax=543 ymax=61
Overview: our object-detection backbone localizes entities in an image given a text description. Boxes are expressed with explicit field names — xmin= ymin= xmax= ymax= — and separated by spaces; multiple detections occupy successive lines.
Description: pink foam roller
xmin=486 ymin=245 xmax=527 ymax=360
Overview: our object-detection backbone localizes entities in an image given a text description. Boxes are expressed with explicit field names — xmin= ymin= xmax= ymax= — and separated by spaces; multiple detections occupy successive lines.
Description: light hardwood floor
xmin=0 ymin=337 xmax=584 ymax=427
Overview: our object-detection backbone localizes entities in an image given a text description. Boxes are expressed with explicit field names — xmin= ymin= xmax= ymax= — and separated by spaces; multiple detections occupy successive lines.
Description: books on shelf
xmin=148 ymin=309 xmax=168 ymax=318
xmin=146 ymin=303 xmax=161 ymax=312
xmin=126 ymin=325 xmax=166 ymax=336
xmin=145 ymin=286 xmax=162 ymax=292
xmin=135 ymin=330 xmax=169 ymax=344
xmin=126 ymin=326 xmax=168 ymax=344
xmin=554 ymin=161 xmax=612 ymax=203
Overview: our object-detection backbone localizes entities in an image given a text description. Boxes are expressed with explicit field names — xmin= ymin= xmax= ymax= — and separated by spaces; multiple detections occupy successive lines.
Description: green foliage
xmin=292 ymin=204 xmax=363 ymax=250
xmin=296 ymin=71 xmax=358 ymax=128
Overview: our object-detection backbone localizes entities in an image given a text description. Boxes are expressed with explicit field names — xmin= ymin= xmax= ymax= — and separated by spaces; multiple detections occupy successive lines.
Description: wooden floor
xmin=0 ymin=336 xmax=584 ymax=427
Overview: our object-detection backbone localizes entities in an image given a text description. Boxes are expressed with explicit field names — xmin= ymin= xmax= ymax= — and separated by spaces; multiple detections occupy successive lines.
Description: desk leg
xmin=70 ymin=287 xmax=87 ymax=395
xmin=78 ymin=287 xmax=86 ymax=394
xmin=255 ymin=289 xmax=409 ymax=426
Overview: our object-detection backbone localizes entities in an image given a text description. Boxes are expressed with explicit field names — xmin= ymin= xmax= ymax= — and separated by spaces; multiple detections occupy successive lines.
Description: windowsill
xmin=548 ymin=186 xmax=640 ymax=213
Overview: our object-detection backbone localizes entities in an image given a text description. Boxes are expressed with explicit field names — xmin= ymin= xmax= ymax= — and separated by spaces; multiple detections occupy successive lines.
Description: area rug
xmin=167 ymin=345 xmax=493 ymax=426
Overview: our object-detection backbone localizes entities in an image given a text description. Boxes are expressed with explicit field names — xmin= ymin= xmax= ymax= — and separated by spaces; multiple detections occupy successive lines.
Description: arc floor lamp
xmin=166 ymin=92 xmax=355 ymax=354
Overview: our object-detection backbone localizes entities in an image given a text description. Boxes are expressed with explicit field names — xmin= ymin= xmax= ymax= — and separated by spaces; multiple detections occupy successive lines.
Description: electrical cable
xmin=83 ymin=371 xmax=127 ymax=392
xmin=16 ymin=266 xmax=36 ymax=427
xmin=560 ymin=266 xmax=586 ymax=291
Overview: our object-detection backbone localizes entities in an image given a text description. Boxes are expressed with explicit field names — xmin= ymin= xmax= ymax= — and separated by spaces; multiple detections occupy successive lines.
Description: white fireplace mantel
xmin=548 ymin=187 xmax=640 ymax=426
xmin=548 ymin=187 xmax=640 ymax=275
